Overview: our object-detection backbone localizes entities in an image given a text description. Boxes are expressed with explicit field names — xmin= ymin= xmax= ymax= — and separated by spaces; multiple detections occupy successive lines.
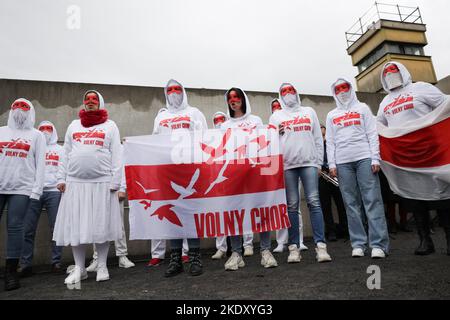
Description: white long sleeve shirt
xmin=377 ymin=61 xmax=446 ymax=128
xmin=0 ymin=99 xmax=46 ymax=199
xmin=58 ymin=119 xmax=122 ymax=190
xmin=269 ymin=106 xmax=324 ymax=170
xmin=326 ymin=78 xmax=380 ymax=169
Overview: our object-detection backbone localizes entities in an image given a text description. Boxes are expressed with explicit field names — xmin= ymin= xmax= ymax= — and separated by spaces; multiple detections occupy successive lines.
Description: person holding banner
xmin=0 ymin=98 xmax=46 ymax=291
xmin=152 ymin=79 xmax=208 ymax=277
xmin=53 ymin=90 xmax=123 ymax=285
xmin=19 ymin=121 xmax=65 ymax=277
xmin=269 ymin=83 xmax=332 ymax=264
xmin=377 ymin=61 xmax=450 ymax=256
xmin=221 ymin=87 xmax=278 ymax=270
xmin=326 ymin=79 xmax=389 ymax=259
xmin=211 ymin=111 xmax=230 ymax=260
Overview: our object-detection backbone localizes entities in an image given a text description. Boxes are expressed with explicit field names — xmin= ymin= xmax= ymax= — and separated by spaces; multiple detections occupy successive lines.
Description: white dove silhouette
xmin=171 ymin=168 xmax=200 ymax=200
xmin=135 ymin=181 xmax=159 ymax=195
xmin=205 ymin=161 xmax=229 ymax=195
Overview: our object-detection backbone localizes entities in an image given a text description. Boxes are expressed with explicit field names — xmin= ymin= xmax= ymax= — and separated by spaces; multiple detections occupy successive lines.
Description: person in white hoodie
xmin=210 ymin=111 xmax=231 ymax=260
xmin=0 ymin=98 xmax=46 ymax=291
xmin=152 ymin=79 xmax=207 ymax=277
xmin=269 ymin=83 xmax=332 ymax=264
xmin=377 ymin=61 xmax=449 ymax=256
xmin=221 ymin=87 xmax=278 ymax=270
xmin=271 ymin=98 xmax=309 ymax=254
xmin=53 ymin=90 xmax=123 ymax=285
xmin=326 ymin=78 xmax=389 ymax=258
xmin=19 ymin=121 xmax=65 ymax=277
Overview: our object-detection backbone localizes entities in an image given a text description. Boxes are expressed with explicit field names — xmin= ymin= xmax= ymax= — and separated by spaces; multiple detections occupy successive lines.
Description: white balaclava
xmin=8 ymin=98 xmax=36 ymax=130
xmin=165 ymin=79 xmax=187 ymax=112
xmin=383 ymin=63 xmax=404 ymax=91
xmin=335 ymin=80 xmax=352 ymax=106
xmin=38 ymin=121 xmax=58 ymax=145
xmin=279 ymin=83 xmax=301 ymax=112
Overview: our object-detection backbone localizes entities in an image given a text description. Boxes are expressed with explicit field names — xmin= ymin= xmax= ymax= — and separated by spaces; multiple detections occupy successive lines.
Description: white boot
xmin=261 ymin=250 xmax=278 ymax=268
xmin=316 ymin=242 xmax=332 ymax=263
xmin=211 ymin=250 xmax=226 ymax=260
xmin=225 ymin=252 xmax=245 ymax=271
xmin=371 ymin=248 xmax=386 ymax=259
xmin=64 ymin=266 xmax=88 ymax=285
xmin=96 ymin=265 xmax=110 ymax=282
xmin=119 ymin=256 xmax=135 ymax=268
xmin=86 ymin=259 xmax=98 ymax=272
xmin=243 ymin=246 xmax=254 ymax=257
xmin=287 ymin=245 xmax=301 ymax=263
xmin=352 ymin=248 xmax=365 ymax=258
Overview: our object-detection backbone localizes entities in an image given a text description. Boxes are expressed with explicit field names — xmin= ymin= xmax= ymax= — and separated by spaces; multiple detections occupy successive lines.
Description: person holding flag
xmin=377 ymin=61 xmax=450 ymax=256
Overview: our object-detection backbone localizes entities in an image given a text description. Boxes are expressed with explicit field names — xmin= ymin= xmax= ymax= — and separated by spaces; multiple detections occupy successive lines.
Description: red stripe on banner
xmin=380 ymin=117 xmax=450 ymax=168
xmin=126 ymin=155 xmax=285 ymax=201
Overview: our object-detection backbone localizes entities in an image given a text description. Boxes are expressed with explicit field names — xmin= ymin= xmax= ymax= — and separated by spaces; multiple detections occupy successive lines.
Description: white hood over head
xmin=38 ymin=121 xmax=58 ymax=145
xmin=331 ymin=78 xmax=359 ymax=110
xmin=7 ymin=98 xmax=36 ymax=130
xmin=164 ymin=79 xmax=189 ymax=113
xmin=224 ymin=87 xmax=253 ymax=121
xmin=83 ymin=90 xmax=105 ymax=110
xmin=279 ymin=83 xmax=301 ymax=112
xmin=380 ymin=61 xmax=412 ymax=93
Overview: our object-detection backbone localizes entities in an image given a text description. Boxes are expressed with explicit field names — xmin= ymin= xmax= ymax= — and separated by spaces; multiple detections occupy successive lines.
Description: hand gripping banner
xmin=124 ymin=126 xmax=290 ymax=240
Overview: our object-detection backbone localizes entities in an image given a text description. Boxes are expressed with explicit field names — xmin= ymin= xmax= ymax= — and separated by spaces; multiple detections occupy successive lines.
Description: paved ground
xmin=1 ymin=230 xmax=449 ymax=300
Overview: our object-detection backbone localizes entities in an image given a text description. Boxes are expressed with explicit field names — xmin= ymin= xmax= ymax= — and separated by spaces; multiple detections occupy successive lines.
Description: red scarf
xmin=79 ymin=109 xmax=108 ymax=128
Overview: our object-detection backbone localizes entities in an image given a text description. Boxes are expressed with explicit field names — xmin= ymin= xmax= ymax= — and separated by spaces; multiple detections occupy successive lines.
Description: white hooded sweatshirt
xmin=153 ymin=79 xmax=208 ymax=134
xmin=326 ymin=78 xmax=380 ymax=169
xmin=378 ymin=61 xmax=446 ymax=128
xmin=57 ymin=90 xmax=122 ymax=190
xmin=0 ymin=99 xmax=46 ymax=199
xmin=221 ymin=88 xmax=263 ymax=129
xmin=38 ymin=121 xmax=65 ymax=192
xmin=212 ymin=111 xmax=228 ymax=129
xmin=269 ymin=83 xmax=324 ymax=170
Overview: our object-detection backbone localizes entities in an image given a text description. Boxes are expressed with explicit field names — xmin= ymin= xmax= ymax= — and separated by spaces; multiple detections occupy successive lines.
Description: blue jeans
xmin=230 ymin=232 xmax=271 ymax=255
xmin=21 ymin=191 xmax=63 ymax=267
xmin=0 ymin=194 xmax=30 ymax=259
xmin=171 ymin=239 xmax=200 ymax=251
xmin=337 ymin=158 xmax=390 ymax=253
xmin=284 ymin=166 xmax=326 ymax=246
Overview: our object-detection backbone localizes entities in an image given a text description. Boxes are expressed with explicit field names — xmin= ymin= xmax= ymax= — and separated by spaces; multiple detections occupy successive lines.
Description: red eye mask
xmin=383 ymin=64 xmax=400 ymax=77
xmin=167 ymin=85 xmax=183 ymax=95
xmin=84 ymin=93 xmax=100 ymax=107
xmin=228 ymin=91 xmax=242 ymax=105
xmin=213 ymin=115 xmax=226 ymax=125
xmin=272 ymin=101 xmax=282 ymax=112
xmin=335 ymin=83 xmax=351 ymax=95
xmin=281 ymin=86 xmax=297 ymax=97
xmin=11 ymin=101 xmax=31 ymax=111
xmin=39 ymin=125 xmax=53 ymax=133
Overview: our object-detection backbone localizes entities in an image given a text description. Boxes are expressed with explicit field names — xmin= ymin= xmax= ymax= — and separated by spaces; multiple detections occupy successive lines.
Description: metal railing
xmin=345 ymin=2 xmax=423 ymax=48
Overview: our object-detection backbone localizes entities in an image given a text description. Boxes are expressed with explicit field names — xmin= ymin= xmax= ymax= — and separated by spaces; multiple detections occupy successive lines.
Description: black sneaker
xmin=188 ymin=250 xmax=203 ymax=276
xmin=164 ymin=250 xmax=183 ymax=278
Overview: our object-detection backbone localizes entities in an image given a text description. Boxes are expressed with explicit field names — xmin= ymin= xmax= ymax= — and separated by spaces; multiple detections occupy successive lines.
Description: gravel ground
xmin=1 ymin=230 xmax=449 ymax=300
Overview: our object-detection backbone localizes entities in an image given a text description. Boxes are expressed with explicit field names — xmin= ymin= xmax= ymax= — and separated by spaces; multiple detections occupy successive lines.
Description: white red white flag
xmin=378 ymin=97 xmax=450 ymax=201
xmin=124 ymin=127 xmax=289 ymax=240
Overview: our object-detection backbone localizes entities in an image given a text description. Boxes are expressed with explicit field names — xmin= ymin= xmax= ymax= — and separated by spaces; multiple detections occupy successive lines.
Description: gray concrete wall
xmin=0 ymin=79 xmax=385 ymax=266
xmin=437 ymin=76 xmax=450 ymax=94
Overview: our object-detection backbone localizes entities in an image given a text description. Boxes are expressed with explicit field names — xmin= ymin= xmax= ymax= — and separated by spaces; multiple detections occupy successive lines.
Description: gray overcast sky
xmin=1 ymin=0 xmax=449 ymax=95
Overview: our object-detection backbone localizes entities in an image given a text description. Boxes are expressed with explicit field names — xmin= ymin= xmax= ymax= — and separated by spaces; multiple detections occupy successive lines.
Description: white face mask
xmin=43 ymin=131 xmax=52 ymax=144
xmin=12 ymin=109 xmax=28 ymax=129
xmin=385 ymin=72 xmax=403 ymax=91
xmin=337 ymin=91 xmax=352 ymax=105
xmin=167 ymin=93 xmax=183 ymax=109
xmin=282 ymin=94 xmax=298 ymax=108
